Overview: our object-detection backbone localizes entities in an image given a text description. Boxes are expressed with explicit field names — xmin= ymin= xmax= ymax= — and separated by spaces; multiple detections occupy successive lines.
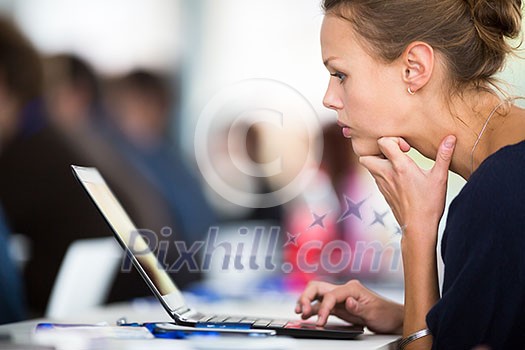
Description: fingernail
xmin=444 ymin=136 xmax=456 ymax=149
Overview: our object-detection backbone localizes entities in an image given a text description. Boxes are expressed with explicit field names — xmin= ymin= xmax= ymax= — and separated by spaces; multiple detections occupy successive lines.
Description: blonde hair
xmin=322 ymin=0 xmax=522 ymax=92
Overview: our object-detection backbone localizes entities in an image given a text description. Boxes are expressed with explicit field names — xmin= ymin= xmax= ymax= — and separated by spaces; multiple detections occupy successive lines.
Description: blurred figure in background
xmin=0 ymin=15 xmax=41 ymax=324
xmin=320 ymin=122 xmax=360 ymax=198
xmin=324 ymin=122 xmax=400 ymax=285
xmin=192 ymin=116 xmax=286 ymax=296
xmin=0 ymin=47 xmax=203 ymax=315
xmin=43 ymin=54 xmax=102 ymax=133
xmin=105 ymin=70 xmax=170 ymax=150
xmin=41 ymin=54 xmax=180 ymax=241
xmin=283 ymin=121 xmax=400 ymax=291
xmin=104 ymin=69 xmax=216 ymax=242
xmin=203 ymin=120 xmax=284 ymax=224
xmin=282 ymin=121 xmax=356 ymax=290
xmin=203 ymin=123 xmax=261 ymax=221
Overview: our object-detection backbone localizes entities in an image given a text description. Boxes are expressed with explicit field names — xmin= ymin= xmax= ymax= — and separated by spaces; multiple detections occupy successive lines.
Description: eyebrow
xmin=323 ymin=56 xmax=339 ymax=67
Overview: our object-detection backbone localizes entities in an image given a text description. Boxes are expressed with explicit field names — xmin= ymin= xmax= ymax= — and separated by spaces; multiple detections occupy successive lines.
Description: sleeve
xmin=426 ymin=157 xmax=525 ymax=350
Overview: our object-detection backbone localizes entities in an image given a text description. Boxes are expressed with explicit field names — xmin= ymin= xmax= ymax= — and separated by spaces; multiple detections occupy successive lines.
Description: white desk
xmin=0 ymin=293 xmax=400 ymax=349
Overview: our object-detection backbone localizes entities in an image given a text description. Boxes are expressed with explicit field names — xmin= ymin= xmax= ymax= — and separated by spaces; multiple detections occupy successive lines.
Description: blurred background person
xmin=43 ymin=54 xmax=102 ymax=133
xmin=0 ymin=47 xmax=207 ymax=316
xmin=40 ymin=54 xmax=183 ymax=241
xmin=282 ymin=121 xmax=354 ymax=290
xmin=202 ymin=119 xmax=285 ymax=225
xmin=189 ymin=115 xmax=288 ymax=296
xmin=283 ymin=121 xmax=401 ymax=291
xmin=103 ymin=69 xmax=216 ymax=242
xmin=0 ymin=14 xmax=40 ymax=324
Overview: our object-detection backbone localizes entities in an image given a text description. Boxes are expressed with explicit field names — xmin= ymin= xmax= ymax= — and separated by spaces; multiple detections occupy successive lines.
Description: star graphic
xmin=392 ymin=225 xmax=406 ymax=236
xmin=338 ymin=195 xmax=367 ymax=222
xmin=284 ymin=232 xmax=301 ymax=247
xmin=309 ymin=212 xmax=328 ymax=229
xmin=370 ymin=210 xmax=389 ymax=227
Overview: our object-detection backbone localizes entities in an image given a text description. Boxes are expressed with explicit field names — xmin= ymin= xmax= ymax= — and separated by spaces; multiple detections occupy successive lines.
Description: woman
xmin=296 ymin=1 xmax=525 ymax=349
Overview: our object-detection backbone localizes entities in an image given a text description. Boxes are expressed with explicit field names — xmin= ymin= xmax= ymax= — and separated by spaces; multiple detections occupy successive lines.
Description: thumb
xmin=432 ymin=135 xmax=456 ymax=177
xmin=345 ymin=297 xmax=362 ymax=316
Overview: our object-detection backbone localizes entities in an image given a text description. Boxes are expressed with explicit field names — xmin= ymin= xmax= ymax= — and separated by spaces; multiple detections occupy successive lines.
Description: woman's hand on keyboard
xmin=295 ymin=280 xmax=403 ymax=334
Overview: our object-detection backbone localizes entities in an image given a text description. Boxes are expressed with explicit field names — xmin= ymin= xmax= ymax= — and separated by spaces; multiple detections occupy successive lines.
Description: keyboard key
xmin=253 ymin=319 xmax=273 ymax=327
xmin=239 ymin=318 xmax=258 ymax=325
xmin=223 ymin=317 xmax=244 ymax=323
xmin=268 ymin=320 xmax=288 ymax=328
xmin=206 ymin=315 xmax=229 ymax=323
xmin=197 ymin=315 xmax=215 ymax=322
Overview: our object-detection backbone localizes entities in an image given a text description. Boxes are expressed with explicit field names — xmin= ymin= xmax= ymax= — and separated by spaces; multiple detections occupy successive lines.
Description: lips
xmin=337 ymin=120 xmax=352 ymax=139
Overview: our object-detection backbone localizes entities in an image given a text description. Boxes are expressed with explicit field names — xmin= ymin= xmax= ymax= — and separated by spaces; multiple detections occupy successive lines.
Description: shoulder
xmin=475 ymin=139 xmax=524 ymax=182
xmin=429 ymin=143 xmax=525 ymax=348
xmin=475 ymin=139 xmax=525 ymax=181
xmin=445 ymin=140 xmax=525 ymax=243
xmin=457 ymin=140 xmax=525 ymax=206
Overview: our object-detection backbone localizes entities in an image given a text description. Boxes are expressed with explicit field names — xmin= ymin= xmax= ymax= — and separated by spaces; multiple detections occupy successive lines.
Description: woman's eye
xmin=330 ymin=71 xmax=346 ymax=84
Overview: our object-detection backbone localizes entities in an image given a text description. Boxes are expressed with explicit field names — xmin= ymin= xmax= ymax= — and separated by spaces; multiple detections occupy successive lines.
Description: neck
xmin=406 ymin=91 xmax=525 ymax=180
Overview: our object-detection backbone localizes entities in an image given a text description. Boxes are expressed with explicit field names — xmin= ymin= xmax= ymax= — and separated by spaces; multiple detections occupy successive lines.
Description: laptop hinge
xmin=175 ymin=307 xmax=203 ymax=322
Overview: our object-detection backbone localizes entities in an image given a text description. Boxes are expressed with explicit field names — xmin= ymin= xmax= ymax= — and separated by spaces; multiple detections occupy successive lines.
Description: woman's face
xmin=321 ymin=15 xmax=410 ymax=157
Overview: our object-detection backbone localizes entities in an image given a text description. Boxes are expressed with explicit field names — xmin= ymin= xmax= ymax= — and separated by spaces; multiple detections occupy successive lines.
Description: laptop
xmin=71 ymin=165 xmax=363 ymax=339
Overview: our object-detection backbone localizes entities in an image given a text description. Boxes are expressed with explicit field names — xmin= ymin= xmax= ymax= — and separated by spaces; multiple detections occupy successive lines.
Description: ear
xmin=401 ymin=42 xmax=434 ymax=94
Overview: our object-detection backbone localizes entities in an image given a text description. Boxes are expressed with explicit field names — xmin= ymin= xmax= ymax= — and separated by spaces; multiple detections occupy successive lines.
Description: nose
xmin=322 ymin=80 xmax=343 ymax=111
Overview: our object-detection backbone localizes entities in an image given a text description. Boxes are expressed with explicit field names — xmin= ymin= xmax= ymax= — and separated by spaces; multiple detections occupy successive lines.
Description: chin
xmin=350 ymin=139 xmax=381 ymax=158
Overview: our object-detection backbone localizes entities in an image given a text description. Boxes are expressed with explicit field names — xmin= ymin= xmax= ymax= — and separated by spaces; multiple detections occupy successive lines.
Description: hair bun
xmin=468 ymin=0 xmax=522 ymax=39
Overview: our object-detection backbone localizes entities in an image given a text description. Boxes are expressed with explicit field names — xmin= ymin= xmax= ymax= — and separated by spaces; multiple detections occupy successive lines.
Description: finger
xmin=345 ymin=297 xmax=363 ymax=318
xmin=377 ymin=137 xmax=411 ymax=164
xmin=380 ymin=136 xmax=411 ymax=152
xmin=431 ymin=135 xmax=456 ymax=179
xmin=296 ymin=283 xmax=319 ymax=315
xmin=296 ymin=282 xmax=332 ymax=316
xmin=316 ymin=295 xmax=337 ymax=326
xmin=358 ymin=156 xmax=390 ymax=177
xmin=397 ymin=137 xmax=412 ymax=153
xmin=301 ymin=301 xmax=321 ymax=319
xmin=295 ymin=302 xmax=301 ymax=314
xmin=316 ymin=283 xmax=362 ymax=326
xmin=301 ymin=301 xmax=320 ymax=319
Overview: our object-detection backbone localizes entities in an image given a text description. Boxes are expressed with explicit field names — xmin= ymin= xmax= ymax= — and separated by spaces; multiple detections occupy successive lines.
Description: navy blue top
xmin=426 ymin=140 xmax=525 ymax=350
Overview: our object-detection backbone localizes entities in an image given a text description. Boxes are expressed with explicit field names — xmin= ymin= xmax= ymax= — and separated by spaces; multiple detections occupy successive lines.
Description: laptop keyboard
xmin=184 ymin=312 xmax=364 ymax=336
xmin=196 ymin=314 xmax=290 ymax=329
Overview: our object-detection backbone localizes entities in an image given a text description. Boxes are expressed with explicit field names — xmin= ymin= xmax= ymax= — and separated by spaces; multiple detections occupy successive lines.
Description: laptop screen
xmin=71 ymin=165 xmax=187 ymax=314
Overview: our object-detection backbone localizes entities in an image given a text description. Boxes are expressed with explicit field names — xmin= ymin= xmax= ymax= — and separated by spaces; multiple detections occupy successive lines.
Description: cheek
xmin=346 ymin=79 xmax=405 ymax=136
xmin=343 ymin=85 xmax=390 ymax=157
xmin=344 ymin=86 xmax=382 ymax=133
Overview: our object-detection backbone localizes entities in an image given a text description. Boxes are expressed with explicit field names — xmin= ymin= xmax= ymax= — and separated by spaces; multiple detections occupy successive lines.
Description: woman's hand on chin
xmin=358 ymin=135 xmax=456 ymax=237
